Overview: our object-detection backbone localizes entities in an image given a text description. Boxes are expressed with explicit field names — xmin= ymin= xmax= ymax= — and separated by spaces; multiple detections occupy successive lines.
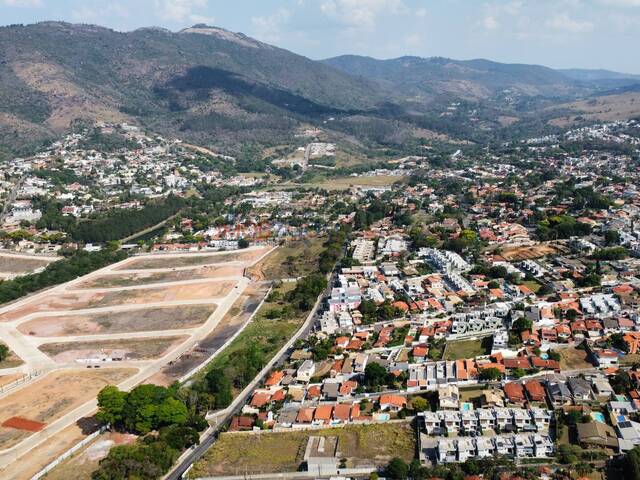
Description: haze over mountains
xmin=0 ymin=21 xmax=639 ymax=159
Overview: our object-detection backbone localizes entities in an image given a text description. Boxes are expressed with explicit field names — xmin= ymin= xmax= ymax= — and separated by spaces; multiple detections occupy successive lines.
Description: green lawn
xmin=443 ymin=337 xmax=491 ymax=360
xmin=522 ymin=280 xmax=542 ymax=293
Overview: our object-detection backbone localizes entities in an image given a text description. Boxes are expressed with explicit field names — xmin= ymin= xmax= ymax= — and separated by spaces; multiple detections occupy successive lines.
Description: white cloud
xmin=72 ymin=3 xmax=129 ymax=24
xmin=482 ymin=15 xmax=499 ymax=30
xmin=416 ymin=7 xmax=427 ymax=18
xmin=598 ymin=0 xmax=640 ymax=6
xmin=155 ymin=0 xmax=210 ymax=24
xmin=1 ymin=0 xmax=42 ymax=6
xmin=320 ymin=0 xmax=408 ymax=29
xmin=403 ymin=32 xmax=424 ymax=47
xmin=251 ymin=8 xmax=291 ymax=43
xmin=546 ymin=13 xmax=593 ymax=33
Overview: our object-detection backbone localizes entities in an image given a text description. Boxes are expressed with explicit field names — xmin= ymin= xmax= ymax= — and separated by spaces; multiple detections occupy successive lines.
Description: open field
xmin=19 ymin=305 xmax=216 ymax=337
xmin=247 ymin=238 xmax=324 ymax=280
xmin=189 ymin=422 xmax=415 ymax=478
xmin=40 ymin=336 xmax=188 ymax=363
xmin=501 ymin=244 xmax=557 ymax=261
xmin=558 ymin=346 xmax=593 ymax=370
xmin=548 ymin=91 xmax=640 ymax=127
xmin=118 ymin=249 xmax=266 ymax=270
xmin=522 ymin=280 xmax=542 ymax=293
xmin=0 ymin=253 xmax=58 ymax=277
xmin=443 ymin=337 xmax=491 ymax=360
xmin=149 ymin=283 xmax=270 ymax=385
xmin=0 ymin=369 xmax=135 ymax=450
xmin=0 ymin=373 xmax=24 ymax=388
xmin=76 ymin=265 xmax=243 ymax=289
xmin=306 ymin=175 xmax=406 ymax=191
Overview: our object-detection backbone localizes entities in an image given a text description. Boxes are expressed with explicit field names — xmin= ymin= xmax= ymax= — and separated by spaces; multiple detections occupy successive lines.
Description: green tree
xmin=157 ymin=397 xmax=189 ymax=426
xmin=385 ymin=458 xmax=409 ymax=480
xmin=411 ymin=396 xmax=429 ymax=413
xmin=479 ymin=368 xmax=502 ymax=381
xmin=96 ymin=386 xmax=127 ymax=427
xmin=0 ymin=343 xmax=8 ymax=363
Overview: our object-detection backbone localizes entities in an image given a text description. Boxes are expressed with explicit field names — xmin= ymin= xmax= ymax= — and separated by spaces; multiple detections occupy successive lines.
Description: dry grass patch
xmin=119 ymin=249 xmax=266 ymax=270
xmin=247 ymin=238 xmax=324 ymax=280
xmin=501 ymin=244 xmax=557 ymax=261
xmin=558 ymin=346 xmax=593 ymax=370
xmin=0 ymin=345 xmax=23 ymax=369
xmin=189 ymin=422 xmax=415 ymax=478
xmin=0 ymin=254 xmax=56 ymax=274
xmin=19 ymin=305 xmax=215 ymax=336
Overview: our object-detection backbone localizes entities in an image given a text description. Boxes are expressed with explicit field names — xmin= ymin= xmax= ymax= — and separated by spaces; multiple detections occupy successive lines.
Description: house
xmin=532 ymin=435 xmax=554 ymax=457
xmin=332 ymin=403 xmax=352 ymax=423
xmin=531 ymin=408 xmax=551 ymax=430
xmin=547 ymin=381 xmax=572 ymax=407
xmin=296 ymin=408 xmax=315 ymax=424
xmin=378 ymin=394 xmax=407 ymax=412
xmin=591 ymin=376 xmax=614 ymax=399
xmin=297 ymin=360 xmax=316 ymax=382
xmin=504 ymin=382 xmax=526 ymax=405
xmin=514 ymin=434 xmax=534 ymax=457
xmin=475 ymin=437 xmax=494 ymax=458
xmin=524 ymin=380 xmax=546 ymax=402
xmin=568 ymin=377 xmax=593 ymax=403
xmin=593 ymin=349 xmax=619 ymax=368
xmin=576 ymin=421 xmax=619 ymax=449
xmin=314 ymin=405 xmax=333 ymax=425
xmin=421 ymin=411 xmax=442 ymax=434
xmin=438 ymin=384 xmax=460 ymax=410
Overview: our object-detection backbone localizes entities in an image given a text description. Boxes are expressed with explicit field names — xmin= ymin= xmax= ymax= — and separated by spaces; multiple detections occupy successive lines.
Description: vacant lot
xmin=119 ymin=249 xmax=267 ymax=270
xmin=0 ymin=344 xmax=23 ymax=369
xmin=189 ymin=422 xmax=415 ymax=477
xmin=309 ymin=175 xmax=406 ymax=191
xmin=0 ymin=368 xmax=134 ymax=449
xmin=501 ymin=244 xmax=557 ymax=261
xmin=19 ymin=305 xmax=215 ymax=336
xmin=444 ymin=337 xmax=491 ymax=360
xmin=0 ymin=254 xmax=57 ymax=274
xmin=558 ymin=346 xmax=593 ymax=370
xmin=247 ymin=238 xmax=324 ymax=280
xmin=77 ymin=265 xmax=243 ymax=289
xmin=40 ymin=336 xmax=188 ymax=362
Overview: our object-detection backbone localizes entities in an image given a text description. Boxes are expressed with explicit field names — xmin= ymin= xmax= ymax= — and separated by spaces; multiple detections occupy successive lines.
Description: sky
xmin=1 ymin=0 xmax=639 ymax=73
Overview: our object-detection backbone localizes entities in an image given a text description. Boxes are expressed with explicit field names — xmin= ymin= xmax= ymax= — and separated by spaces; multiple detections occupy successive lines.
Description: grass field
xmin=0 ymin=255 xmax=55 ymax=274
xmin=247 ymin=238 xmax=324 ymax=280
xmin=189 ymin=422 xmax=415 ymax=478
xmin=119 ymin=249 xmax=264 ymax=270
xmin=308 ymin=175 xmax=406 ymax=191
xmin=522 ymin=280 xmax=542 ymax=293
xmin=443 ymin=337 xmax=491 ymax=360
xmin=558 ymin=346 xmax=593 ymax=370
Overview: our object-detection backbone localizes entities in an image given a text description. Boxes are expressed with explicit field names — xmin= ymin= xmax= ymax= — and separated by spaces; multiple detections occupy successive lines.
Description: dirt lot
xmin=77 ymin=265 xmax=243 ymax=289
xmin=558 ymin=346 xmax=593 ymax=370
xmin=501 ymin=244 xmax=557 ymax=261
xmin=42 ymin=431 xmax=137 ymax=480
xmin=0 ymin=373 xmax=24 ymax=388
xmin=0 ymin=254 xmax=56 ymax=274
xmin=305 ymin=175 xmax=406 ymax=191
xmin=19 ymin=305 xmax=216 ymax=336
xmin=247 ymin=239 xmax=324 ymax=281
xmin=189 ymin=422 xmax=415 ymax=477
xmin=149 ymin=283 xmax=269 ymax=385
xmin=0 ymin=345 xmax=23 ymax=369
xmin=118 ymin=248 xmax=267 ymax=270
xmin=40 ymin=336 xmax=188 ymax=363
xmin=1 ymin=281 xmax=232 ymax=322
xmin=0 ymin=369 xmax=135 ymax=450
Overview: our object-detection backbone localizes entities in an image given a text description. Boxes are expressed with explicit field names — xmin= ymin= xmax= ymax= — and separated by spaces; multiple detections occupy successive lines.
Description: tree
xmin=157 ymin=397 xmax=189 ymax=426
xmin=479 ymin=368 xmax=502 ymax=381
xmin=0 ymin=343 xmax=8 ymax=363
xmin=364 ymin=362 xmax=388 ymax=388
xmin=238 ymin=238 xmax=249 ymax=249
xmin=96 ymin=386 xmax=127 ymax=427
xmin=385 ymin=458 xmax=409 ymax=480
xmin=511 ymin=317 xmax=532 ymax=334
xmin=205 ymin=369 xmax=233 ymax=408
xmin=412 ymin=396 xmax=429 ymax=413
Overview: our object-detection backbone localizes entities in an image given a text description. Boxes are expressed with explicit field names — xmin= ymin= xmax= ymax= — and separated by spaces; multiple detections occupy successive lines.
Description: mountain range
xmin=0 ymin=21 xmax=639 ymax=159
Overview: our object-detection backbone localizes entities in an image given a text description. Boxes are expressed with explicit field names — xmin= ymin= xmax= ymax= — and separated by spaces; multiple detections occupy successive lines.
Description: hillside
xmin=0 ymin=22 xmax=386 ymax=158
xmin=322 ymin=55 xmax=588 ymax=100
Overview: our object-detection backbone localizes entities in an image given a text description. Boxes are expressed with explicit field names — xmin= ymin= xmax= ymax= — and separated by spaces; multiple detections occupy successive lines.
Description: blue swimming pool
xmin=461 ymin=402 xmax=473 ymax=412
xmin=591 ymin=412 xmax=606 ymax=423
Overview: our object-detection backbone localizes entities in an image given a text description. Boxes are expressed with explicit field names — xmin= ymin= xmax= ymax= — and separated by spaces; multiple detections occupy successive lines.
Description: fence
xmin=0 ymin=372 xmax=41 ymax=398
xmin=30 ymin=425 xmax=107 ymax=480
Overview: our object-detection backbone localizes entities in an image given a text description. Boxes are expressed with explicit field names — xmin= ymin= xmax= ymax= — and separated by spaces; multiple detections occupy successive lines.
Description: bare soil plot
xmin=43 ymin=431 xmax=137 ymax=480
xmin=0 ymin=345 xmax=23 ymax=369
xmin=2 ymin=416 xmax=46 ymax=432
xmin=501 ymin=244 xmax=557 ymax=261
xmin=20 ymin=305 xmax=216 ymax=337
xmin=0 ymin=254 xmax=56 ymax=274
xmin=247 ymin=239 xmax=324 ymax=281
xmin=0 ymin=368 xmax=135 ymax=450
xmin=0 ymin=373 xmax=24 ymax=388
xmin=40 ymin=336 xmax=188 ymax=363
xmin=305 ymin=175 xmax=406 ymax=191
xmin=149 ymin=283 xmax=269 ymax=385
xmin=77 ymin=265 xmax=243 ymax=289
xmin=189 ymin=422 xmax=415 ymax=477
xmin=118 ymin=249 xmax=266 ymax=270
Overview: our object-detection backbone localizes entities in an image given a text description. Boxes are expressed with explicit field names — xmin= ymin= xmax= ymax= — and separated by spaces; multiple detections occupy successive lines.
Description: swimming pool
xmin=591 ymin=412 xmax=606 ymax=423
xmin=460 ymin=402 xmax=473 ymax=412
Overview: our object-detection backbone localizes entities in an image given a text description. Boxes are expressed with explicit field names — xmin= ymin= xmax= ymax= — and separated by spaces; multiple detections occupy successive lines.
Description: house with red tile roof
xmin=379 ymin=394 xmax=407 ymax=412
xmin=265 ymin=370 xmax=284 ymax=387
xmin=296 ymin=408 xmax=315 ymax=423
xmin=524 ymin=380 xmax=545 ymax=402
xmin=314 ymin=405 xmax=333 ymax=424
xmin=504 ymin=382 xmax=525 ymax=404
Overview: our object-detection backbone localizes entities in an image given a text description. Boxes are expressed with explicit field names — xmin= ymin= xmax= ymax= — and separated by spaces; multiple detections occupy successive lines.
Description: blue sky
xmin=1 ymin=0 xmax=639 ymax=73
